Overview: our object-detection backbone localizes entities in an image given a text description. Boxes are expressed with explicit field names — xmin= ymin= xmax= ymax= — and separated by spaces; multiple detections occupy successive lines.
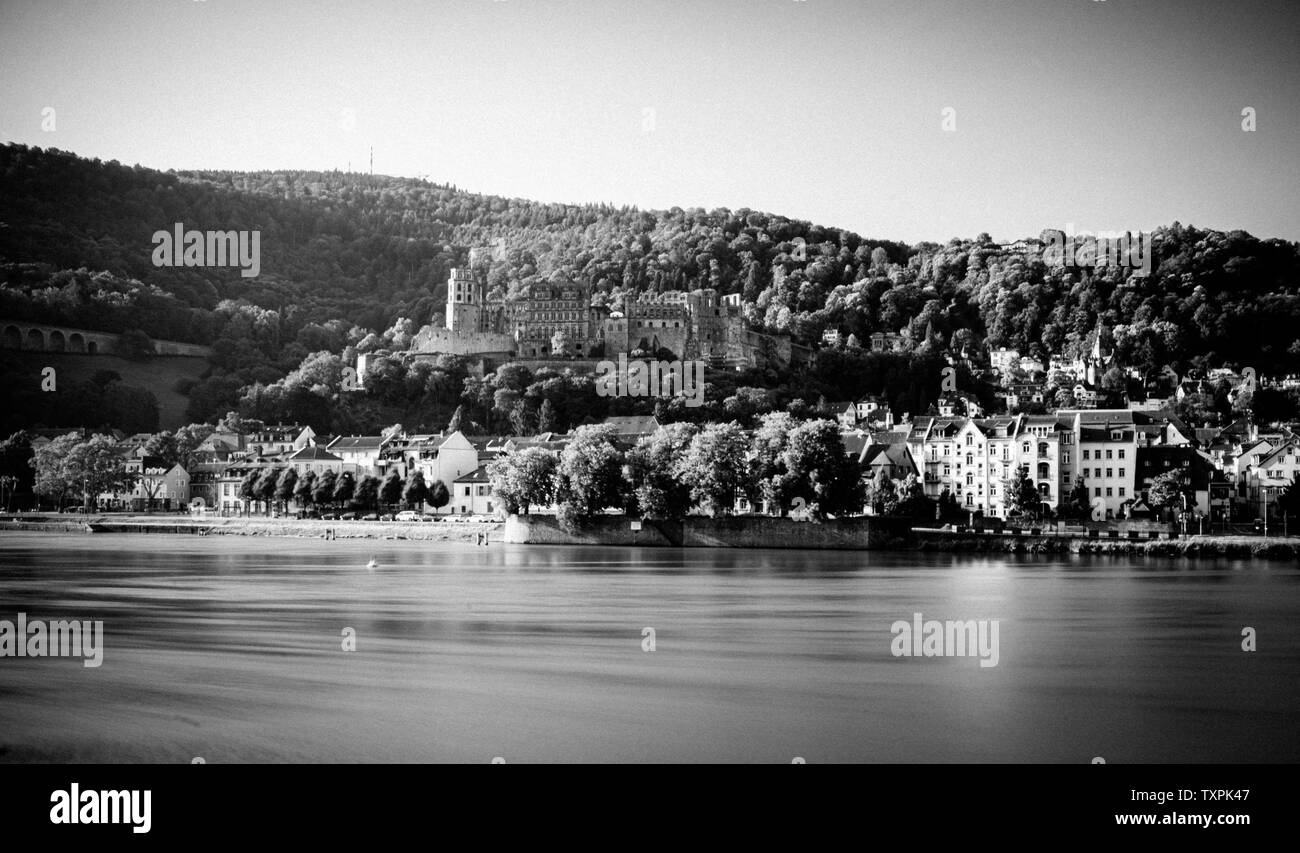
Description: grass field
xmin=2 ymin=350 xmax=209 ymax=429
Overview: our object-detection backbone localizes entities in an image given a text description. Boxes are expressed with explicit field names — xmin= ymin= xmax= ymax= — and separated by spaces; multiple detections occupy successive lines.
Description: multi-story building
xmin=508 ymin=280 xmax=609 ymax=358
xmin=989 ymin=346 xmax=1020 ymax=376
xmin=1136 ymin=445 xmax=1216 ymax=517
xmin=903 ymin=411 xmax=1092 ymax=518
xmin=1245 ymin=438 xmax=1300 ymax=521
xmin=1073 ymin=413 xmax=1138 ymax=519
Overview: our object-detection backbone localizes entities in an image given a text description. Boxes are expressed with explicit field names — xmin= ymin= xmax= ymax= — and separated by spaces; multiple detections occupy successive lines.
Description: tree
xmin=31 ymin=433 xmax=82 ymax=509
xmin=333 ymin=471 xmax=356 ymax=506
xmin=143 ymin=431 xmax=180 ymax=466
xmin=1100 ymin=366 xmax=1128 ymax=394
xmin=938 ymin=487 xmax=959 ymax=520
xmin=239 ymin=469 xmax=260 ymax=512
xmin=487 ymin=447 xmax=559 ymax=515
xmin=1003 ymin=465 xmax=1040 ymax=520
xmin=61 ymin=434 xmax=135 ymax=511
xmin=494 ymin=363 xmax=534 ymax=393
xmin=403 ymin=470 xmax=428 ymax=510
xmin=447 ymin=405 xmax=465 ymax=433
xmin=555 ymin=424 xmax=625 ymax=527
xmin=314 ymin=469 xmax=338 ymax=506
xmin=1174 ymin=392 xmax=1217 ymax=427
xmin=867 ymin=468 xmax=897 ymax=515
xmin=119 ymin=328 xmax=154 ymax=360
xmin=550 ymin=329 xmax=574 ymax=357
xmin=275 ymin=468 xmax=298 ymax=511
xmin=750 ymin=411 xmax=798 ymax=513
xmin=494 ymin=388 xmax=522 ymax=425
xmin=1064 ymin=476 xmax=1089 ymax=519
xmin=255 ymin=467 xmax=280 ymax=514
xmin=678 ymin=422 xmax=752 ymax=518
xmin=1278 ymin=477 xmax=1300 ymax=521
xmin=0 ymin=431 xmax=34 ymax=510
xmin=174 ymin=423 xmax=215 ymax=469
xmin=508 ymin=399 xmax=534 ymax=436
xmin=537 ymin=399 xmax=558 ymax=434
xmin=1147 ymin=471 xmax=1184 ymax=519
xmin=355 ymin=475 xmax=380 ymax=511
xmin=379 ymin=470 xmax=404 ymax=510
xmin=624 ymin=423 xmax=698 ymax=519
xmin=894 ymin=473 xmax=932 ymax=519
xmin=137 ymin=465 xmax=167 ymax=512
xmin=780 ymin=419 xmax=862 ymax=519
xmin=1246 ymin=387 xmax=1300 ymax=424
xmin=294 ymin=470 xmax=316 ymax=508
xmin=427 ymin=479 xmax=450 ymax=511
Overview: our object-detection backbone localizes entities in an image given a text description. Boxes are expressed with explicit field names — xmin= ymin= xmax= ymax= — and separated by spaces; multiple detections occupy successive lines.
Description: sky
xmin=1 ymin=0 xmax=1297 ymax=244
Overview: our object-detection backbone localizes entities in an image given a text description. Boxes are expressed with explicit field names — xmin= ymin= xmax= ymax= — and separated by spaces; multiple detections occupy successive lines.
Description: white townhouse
xmin=412 ymin=431 xmax=483 ymax=515
xmin=1073 ymin=415 xmax=1138 ymax=520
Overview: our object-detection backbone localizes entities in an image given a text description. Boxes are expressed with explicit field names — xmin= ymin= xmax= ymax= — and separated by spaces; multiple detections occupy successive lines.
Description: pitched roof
xmin=453 ymin=465 xmax=491 ymax=484
xmin=328 ymin=435 xmax=388 ymax=451
xmin=862 ymin=444 xmax=916 ymax=472
xmin=1255 ymin=439 xmax=1300 ymax=470
xmin=289 ymin=445 xmax=342 ymax=461
xmin=839 ymin=432 xmax=870 ymax=457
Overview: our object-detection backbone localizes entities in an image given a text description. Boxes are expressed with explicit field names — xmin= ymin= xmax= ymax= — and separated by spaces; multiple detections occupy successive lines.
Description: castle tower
xmin=445 ymin=266 xmax=481 ymax=331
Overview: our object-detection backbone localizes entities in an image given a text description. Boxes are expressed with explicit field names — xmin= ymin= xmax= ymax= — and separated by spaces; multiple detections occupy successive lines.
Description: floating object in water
xmin=366 ymin=557 xmax=378 ymax=570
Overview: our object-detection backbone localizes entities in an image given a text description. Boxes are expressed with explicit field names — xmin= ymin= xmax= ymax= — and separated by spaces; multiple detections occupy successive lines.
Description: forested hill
xmin=3 ymin=142 xmax=1300 ymax=417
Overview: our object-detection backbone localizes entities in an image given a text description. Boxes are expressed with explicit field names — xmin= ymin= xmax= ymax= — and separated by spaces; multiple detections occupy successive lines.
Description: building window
xmin=1106 ymin=487 xmax=1113 ymax=497
xmin=1094 ymin=488 xmax=1101 ymax=497
xmin=1106 ymin=468 xmax=1113 ymax=478
xmin=1118 ymin=449 xmax=1125 ymax=459
xmin=1105 ymin=450 xmax=1113 ymax=460
xmin=1118 ymin=488 xmax=1125 ymax=497
xmin=464 ymin=487 xmax=471 ymax=496
xmin=1118 ymin=467 xmax=1125 ymax=477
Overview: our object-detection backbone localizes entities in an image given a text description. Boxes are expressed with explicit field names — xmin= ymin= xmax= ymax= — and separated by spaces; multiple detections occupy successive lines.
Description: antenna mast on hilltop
xmin=369 ymin=146 xmax=373 ymax=175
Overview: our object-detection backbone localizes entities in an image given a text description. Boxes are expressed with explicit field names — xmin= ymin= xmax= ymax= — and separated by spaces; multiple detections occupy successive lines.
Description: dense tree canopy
xmin=4 ymin=144 xmax=1298 ymax=434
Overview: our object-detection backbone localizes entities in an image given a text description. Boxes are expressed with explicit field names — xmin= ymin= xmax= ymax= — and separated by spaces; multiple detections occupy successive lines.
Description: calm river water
xmin=0 ymin=532 xmax=1295 ymax=763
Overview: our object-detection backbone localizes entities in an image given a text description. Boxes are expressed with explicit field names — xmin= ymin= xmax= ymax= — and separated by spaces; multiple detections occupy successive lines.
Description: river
xmin=0 ymin=532 xmax=1295 ymax=763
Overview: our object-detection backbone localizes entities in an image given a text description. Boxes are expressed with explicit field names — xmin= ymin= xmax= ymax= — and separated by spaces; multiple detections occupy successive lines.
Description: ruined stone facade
xmin=411 ymin=252 xmax=788 ymax=369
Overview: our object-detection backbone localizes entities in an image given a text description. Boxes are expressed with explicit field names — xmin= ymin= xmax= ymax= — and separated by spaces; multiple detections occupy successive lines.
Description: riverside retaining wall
xmin=502 ymin=514 xmax=916 ymax=550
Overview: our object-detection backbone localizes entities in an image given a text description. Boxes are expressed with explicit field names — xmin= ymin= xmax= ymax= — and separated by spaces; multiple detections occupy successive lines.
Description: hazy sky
xmin=1 ymin=0 xmax=1296 ymax=243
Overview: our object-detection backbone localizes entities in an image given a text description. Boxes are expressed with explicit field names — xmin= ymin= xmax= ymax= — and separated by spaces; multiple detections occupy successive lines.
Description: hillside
xmin=2 ymin=142 xmax=1300 ymax=433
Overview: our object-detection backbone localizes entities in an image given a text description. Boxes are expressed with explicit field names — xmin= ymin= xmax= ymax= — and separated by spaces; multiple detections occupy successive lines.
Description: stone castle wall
xmin=411 ymin=325 xmax=516 ymax=357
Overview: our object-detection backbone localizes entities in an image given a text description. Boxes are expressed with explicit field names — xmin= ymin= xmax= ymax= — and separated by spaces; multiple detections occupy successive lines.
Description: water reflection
xmin=0 ymin=532 xmax=1296 ymax=763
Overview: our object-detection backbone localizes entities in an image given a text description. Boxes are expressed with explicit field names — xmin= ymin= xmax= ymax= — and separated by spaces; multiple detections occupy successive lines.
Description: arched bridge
xmin=0 ymin=323 xmax=211 ymax=357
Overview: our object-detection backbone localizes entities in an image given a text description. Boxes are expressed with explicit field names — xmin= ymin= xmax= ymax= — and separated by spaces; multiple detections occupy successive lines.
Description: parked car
xmin=320 ymin=513 xmax=339 ymax=521
xmin=362 ymin=513 xmax=379 ymax=521
xmin=339 ymin=512 xmax=358 ymax=521
xmin=395 ymin=510 xmax=421 ymax=522
xmin=379 ymin=513 xmax=396 ymax=522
